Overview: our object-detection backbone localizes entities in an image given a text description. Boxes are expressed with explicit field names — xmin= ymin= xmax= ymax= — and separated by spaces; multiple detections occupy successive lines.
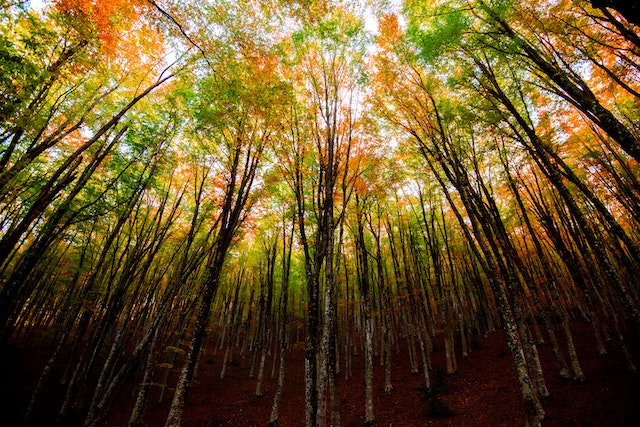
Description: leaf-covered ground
xmin=4 ymin=321 xmax=639 ymax=426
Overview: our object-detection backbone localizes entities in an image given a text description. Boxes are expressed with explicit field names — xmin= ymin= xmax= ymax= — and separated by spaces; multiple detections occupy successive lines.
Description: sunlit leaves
xmin=377 ymin=12 xmax=401 ymax=49
xmin=53 ymin=0 xmax=147 ymax=53
xmin=404 ymin=0 xmax=471 ymax=63
xmin=2 ymin=4 xmax=639 ymax=425
xmin=0 ymin=13 xmax=50 ymax=122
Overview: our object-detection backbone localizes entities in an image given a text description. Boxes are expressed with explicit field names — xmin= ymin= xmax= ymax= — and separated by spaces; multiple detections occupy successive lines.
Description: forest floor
xmin=3 ymin=320 xmax=639 ymax=426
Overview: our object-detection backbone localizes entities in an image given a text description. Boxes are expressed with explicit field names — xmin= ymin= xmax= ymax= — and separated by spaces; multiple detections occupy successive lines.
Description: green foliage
xmin=0 ymin=10 xmax=68 ymax=126
xmin=404 ymin=0 xmax=470 ymax=64
xmin=0 ymin=31 xmax=37 ymax=122
xmin=288 ymin=3 xmax=368 ymax=66
xmin=2 ymin=3 xmax=638 ymax=426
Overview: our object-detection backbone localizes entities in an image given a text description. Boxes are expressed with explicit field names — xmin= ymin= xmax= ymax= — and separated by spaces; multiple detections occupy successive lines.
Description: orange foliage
xmin=53 ymin=0 xmax=147 ymax=54
xmin=378 ymin=13 xmax=400 ymax=48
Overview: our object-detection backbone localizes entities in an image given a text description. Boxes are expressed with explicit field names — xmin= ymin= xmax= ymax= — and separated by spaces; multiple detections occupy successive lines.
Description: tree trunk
xmin=270 ymin=218 xmax=294 ymax=425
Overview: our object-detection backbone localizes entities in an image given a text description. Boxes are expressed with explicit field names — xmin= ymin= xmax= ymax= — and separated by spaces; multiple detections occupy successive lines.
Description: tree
xmin=275 ymin=6 xmax=368 ymax=424
xmin=3 ymin=2 xmax=639 ymax=426
xmin=163 ymin=6 xmax=289 ymax=422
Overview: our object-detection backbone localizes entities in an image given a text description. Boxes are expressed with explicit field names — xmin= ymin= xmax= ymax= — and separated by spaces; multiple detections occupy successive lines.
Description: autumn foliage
xmin=1 ymin=1 xmax=639 ymax=426
xmin=53 ymin=0 xmax=148 ymax=53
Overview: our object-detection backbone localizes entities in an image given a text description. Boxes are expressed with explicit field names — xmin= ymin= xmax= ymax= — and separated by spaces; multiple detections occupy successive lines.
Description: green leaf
xmin=405 ymin=0 xmax=470 ymax=63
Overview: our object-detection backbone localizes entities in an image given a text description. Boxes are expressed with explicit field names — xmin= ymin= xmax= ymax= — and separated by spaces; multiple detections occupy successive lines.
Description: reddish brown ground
xmin=4 ymin=320 xmax=639 ymax=426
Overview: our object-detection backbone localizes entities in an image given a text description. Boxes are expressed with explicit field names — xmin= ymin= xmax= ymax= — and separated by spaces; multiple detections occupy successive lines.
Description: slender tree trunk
xmin=412 ymin=116 xmax=546 ymax=425
xmin=270 ymin=218 xmax=294 ymax=425
xmin=354 ymin=195 xmax=376 ymax=424
xmin=256 ymin=234 xmax=277 ymax=397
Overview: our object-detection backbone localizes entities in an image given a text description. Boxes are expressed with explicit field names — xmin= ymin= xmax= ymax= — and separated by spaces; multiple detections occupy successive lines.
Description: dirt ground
xmin=3 ymin=320 xmax=639 ymax=426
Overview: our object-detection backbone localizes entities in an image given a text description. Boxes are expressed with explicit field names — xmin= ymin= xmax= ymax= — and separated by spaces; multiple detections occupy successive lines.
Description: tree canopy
xmin=1 ymin=1 xmax=639 ymax=426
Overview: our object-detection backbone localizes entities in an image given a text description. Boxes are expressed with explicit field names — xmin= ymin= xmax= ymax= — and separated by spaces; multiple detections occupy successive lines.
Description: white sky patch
xmin=364 ymin=6 xmax=379 ymax=34
xmin=27 ymin=0 xmax=47 ymax=12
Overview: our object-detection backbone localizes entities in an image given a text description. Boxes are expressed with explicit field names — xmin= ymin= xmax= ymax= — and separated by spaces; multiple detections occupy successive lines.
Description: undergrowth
xmin=418 ymin=366 xmax=454 ymax=418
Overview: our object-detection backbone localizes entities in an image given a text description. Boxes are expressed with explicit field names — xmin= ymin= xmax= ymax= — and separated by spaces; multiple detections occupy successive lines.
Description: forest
xmin=1 ymin=0 xmax=639 ymax=426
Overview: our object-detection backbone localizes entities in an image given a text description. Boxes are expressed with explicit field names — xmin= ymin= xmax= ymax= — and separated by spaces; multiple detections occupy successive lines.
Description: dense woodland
xmin=1 ymin=0 xmax=639 ymax=426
